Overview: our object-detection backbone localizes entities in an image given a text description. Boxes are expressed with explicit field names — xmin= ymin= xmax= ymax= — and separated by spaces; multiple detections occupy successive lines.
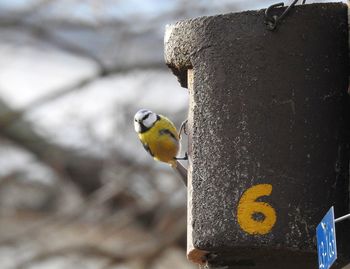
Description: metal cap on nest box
xmin=165 ymin=3 xmax=350 ymax=269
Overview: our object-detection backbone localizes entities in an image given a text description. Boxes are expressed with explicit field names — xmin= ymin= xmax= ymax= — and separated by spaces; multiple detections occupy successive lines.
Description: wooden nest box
xmin=165 ymin=3 xmax=350 ymax=269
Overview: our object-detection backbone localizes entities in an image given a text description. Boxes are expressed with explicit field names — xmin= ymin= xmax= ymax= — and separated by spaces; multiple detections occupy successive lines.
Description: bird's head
xmin=134 ymin=109 xmax=158 ymax=133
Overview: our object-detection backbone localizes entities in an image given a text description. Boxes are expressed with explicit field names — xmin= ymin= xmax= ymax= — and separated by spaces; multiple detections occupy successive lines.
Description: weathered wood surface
xmin=165 ymin=3 xmax=350 ymax=268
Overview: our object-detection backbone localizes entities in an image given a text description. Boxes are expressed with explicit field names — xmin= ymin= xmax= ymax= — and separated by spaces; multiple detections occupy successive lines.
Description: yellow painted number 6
xmin=237 ymin=184 xmax=276 ymax=235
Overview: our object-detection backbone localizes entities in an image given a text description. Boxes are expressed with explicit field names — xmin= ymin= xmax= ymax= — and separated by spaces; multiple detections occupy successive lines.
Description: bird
xmin=134 ymin=109 xmax=188 ymax=186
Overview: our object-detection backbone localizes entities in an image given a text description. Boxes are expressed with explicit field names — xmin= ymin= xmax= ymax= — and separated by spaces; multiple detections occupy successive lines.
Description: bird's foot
xmin=179 ymin=119 xmax=188 ymax=139
xmin=175 ymin=152 xmax=188 ymax=161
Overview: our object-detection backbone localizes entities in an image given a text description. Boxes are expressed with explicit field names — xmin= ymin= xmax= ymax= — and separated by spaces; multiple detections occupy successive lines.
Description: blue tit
xmin=134 ymin=109 xmax=187 ymax=186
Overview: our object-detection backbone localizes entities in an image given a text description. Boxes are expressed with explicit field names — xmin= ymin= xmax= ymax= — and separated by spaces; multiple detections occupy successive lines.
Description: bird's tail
xmin=171 ymin=161 xmax=188 ymax=187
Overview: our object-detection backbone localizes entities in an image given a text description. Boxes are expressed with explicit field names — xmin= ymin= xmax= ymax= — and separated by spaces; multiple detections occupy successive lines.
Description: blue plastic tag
xmin=316 ymin=207 xmax=337 ymax=269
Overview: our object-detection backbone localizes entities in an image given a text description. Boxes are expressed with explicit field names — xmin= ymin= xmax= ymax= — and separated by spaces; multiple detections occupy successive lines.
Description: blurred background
xmin=0 ymin=0 xmax=344 ymax=268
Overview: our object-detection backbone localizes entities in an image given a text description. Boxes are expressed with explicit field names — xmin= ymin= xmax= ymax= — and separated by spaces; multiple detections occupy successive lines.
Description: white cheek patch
xmin=143 ymin=113 xmax=157 ymax=128
xmin=134 ymin=121 xmax=141 ymax=133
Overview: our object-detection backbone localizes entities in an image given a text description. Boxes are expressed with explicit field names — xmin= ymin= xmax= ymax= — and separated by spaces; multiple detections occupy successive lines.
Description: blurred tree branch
xmin=0 ymin=2 xmax=190 ymax=267
xmin=12 ymin=209 xmax=186 ymax=269
xmin=0 ymin=97 xmax=108 ymax=194
xmin=0 ymin=0 xmax=54 ymax=24
xmin=0 ymin=61 xmax=163 ymax=129
xmin=0 ymin=95 xmax=169 ymax=194
xmin=14 ymin=244 xmax=127 ymax=269
xmin=0 ymin=19 xmax=166 ymax=71
xmin=0 ymin=99 xmax=104 ymax=193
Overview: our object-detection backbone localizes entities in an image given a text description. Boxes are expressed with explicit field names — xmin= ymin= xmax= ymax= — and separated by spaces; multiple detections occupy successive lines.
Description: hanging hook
xmin=265 ymin=0 xmax=306 ymax=31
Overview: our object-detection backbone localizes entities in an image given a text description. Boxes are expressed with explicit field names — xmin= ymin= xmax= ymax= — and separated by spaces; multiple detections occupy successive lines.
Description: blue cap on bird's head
xmin=134 ymin=109 xmax=158 ymax=133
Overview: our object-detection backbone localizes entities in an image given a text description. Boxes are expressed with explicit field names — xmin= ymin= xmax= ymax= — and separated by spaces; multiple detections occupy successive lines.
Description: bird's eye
xmin=134 ymin=119 xmax=137 ymax=122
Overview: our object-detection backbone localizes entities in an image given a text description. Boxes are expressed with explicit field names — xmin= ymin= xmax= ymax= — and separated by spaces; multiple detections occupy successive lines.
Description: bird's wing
xmin=159 ymin=129 xmax=178 ymax=143
xmin=141 ymin=141 xmax=154 ymax=157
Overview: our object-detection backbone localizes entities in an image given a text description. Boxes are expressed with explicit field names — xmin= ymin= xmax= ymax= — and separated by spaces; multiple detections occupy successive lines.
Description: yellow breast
xmin=139 ymin=115 xmax=179 ymax=165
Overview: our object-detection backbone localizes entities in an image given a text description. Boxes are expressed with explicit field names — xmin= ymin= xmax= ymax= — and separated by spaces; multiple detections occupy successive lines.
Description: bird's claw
xmin=179 ymin=119 xmax=188 ymax=139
